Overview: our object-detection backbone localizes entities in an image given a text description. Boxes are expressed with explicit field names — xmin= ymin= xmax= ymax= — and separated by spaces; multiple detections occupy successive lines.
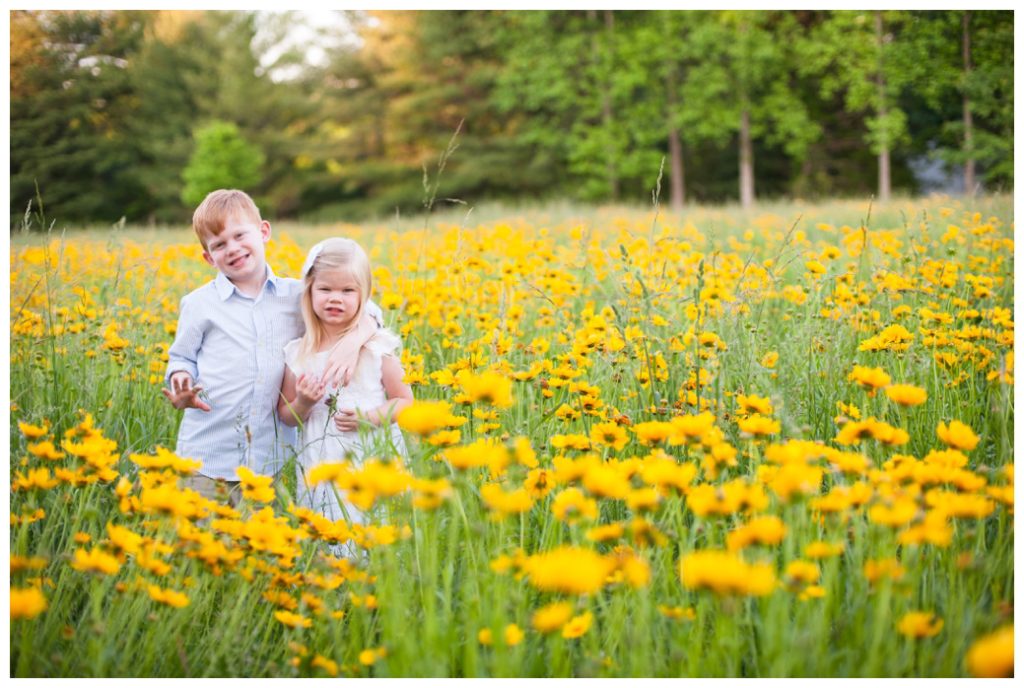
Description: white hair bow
xmin=301 ymin=240 xmax=328 ymax=278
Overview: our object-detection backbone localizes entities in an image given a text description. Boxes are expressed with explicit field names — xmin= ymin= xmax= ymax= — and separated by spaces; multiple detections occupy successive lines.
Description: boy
xmin=163 ymin=189 xmax=380 ymax=504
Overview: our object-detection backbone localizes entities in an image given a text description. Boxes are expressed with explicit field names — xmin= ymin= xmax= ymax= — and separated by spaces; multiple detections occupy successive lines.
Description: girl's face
xmin=311 ymin=267 xmax=362 ymax=334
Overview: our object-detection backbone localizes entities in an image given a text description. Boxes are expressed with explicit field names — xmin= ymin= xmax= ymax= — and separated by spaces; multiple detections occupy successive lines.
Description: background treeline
xmin=9 ymin=9 xmax=1014 ymax=226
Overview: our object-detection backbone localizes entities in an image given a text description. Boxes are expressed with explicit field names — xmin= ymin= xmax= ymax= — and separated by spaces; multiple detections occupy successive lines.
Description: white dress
xmin=283 ymin=329 xmax=407 ymax=526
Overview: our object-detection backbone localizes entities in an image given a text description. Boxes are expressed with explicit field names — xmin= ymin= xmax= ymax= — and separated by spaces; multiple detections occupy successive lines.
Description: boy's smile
xmin=202 ymin=215 xmax=271 ymax=294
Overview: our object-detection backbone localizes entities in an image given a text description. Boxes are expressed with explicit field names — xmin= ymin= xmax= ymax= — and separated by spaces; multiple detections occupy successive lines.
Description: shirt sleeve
xmin=165 ymin=293 xmax=203 ymax=385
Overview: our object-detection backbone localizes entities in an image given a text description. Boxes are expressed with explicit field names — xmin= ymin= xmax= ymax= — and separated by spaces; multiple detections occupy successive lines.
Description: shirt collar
xmin=214 ymin=265 xmax=279 ymax=301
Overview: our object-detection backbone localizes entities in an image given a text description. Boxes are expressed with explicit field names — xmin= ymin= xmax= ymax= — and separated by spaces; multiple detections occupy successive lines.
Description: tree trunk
xmin=589 ymin=9 xmax=619 ymax=201
xmin=962 ymin=11 xmax=976 ymax=195
xmin=665 ymin=57 xmax=685 ymax=211
xmin=875 ymin=11 xmax=891 ymax=202
xmin=739 ymin=108 xmax=754 ymax=208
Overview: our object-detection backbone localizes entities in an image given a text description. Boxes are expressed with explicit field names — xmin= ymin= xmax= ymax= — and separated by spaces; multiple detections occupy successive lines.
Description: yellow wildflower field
xmin=9 ymin=197 xmax=1014 ymax=677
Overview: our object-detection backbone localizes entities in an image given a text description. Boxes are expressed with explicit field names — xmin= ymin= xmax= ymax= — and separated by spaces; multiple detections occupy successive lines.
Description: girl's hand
xmin=333 ymin=407 xmax=361 ymax=432
xmin=322 ymin=312 xmax=377 ymax=387
xmin=295 ymin=373 xmax=326 ymax=407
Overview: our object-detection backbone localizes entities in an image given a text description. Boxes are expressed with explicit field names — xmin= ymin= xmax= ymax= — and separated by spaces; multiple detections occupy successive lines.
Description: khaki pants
xmin=181 ymin=474 xmax=243 ymax=508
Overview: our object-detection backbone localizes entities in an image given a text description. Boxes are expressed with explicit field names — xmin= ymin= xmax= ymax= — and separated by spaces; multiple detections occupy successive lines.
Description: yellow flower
xmin=936 ymin=420 xmax=980 ymax=451
xmin=426 ymin=429 xmax=461 ymax=447
xmin=784 ymin=560 xmax=820 ymax=585
xmin=585 ymin=522 xmax=625 ymax=543
xmin=147 ymin=584 xmax=190 ymax=608
xmin=522 ymin=546 xmax=614 ymax=595
xmin=550 ymin=487 xmax=598 ymax=524
xmin=236 ymin=466 xmax=276 ymax=503
xmin=966 ymin=625 xmax=1014 ymax=678
xmin=274 ymin=610 xmax=312 ymax=629
xmin=726 ymin=516 xmax=787 ymax=551
xmin=561 ymin=611 xmax=593 ymax=639
xmin=736 ymin=393 xmax=773 ymax=416
xmin=306 ymin=461 xmax=351 ymax=486
xmin=631 ymin=421 xmax=674 ymax=446
xmin=27 ymin=440 xmax=65 ymax=460
xmin=310 ymin=655 xmax=338 ymax=676
xmin=868 ymin=497 xmax=919 ymax=527
xmin=456 ymin=370 xmax=514 ymax=408
xmin=737 ymin=414 xmax=780 ymax=437
xmin=504 ymin=623 xmax=524 ymax=646
xmin=805 ymin=260 xmax=827 ymax=276
xmin=804 ymin=541 xmax=845 ymax=559
xmin=885 ymin=384 xmax=927 ymax=407
xmin=897 ymin=611 xmax=943 ymax=638
xmin=479 ymin=483 xmax=534 ymax=519
xmin=106 ymin=522 xmax=143 ymax=555
xmin=442 ymin=439 xmax=508 ymax=472
xmin=669 ymin=412 xmax=717 ymax=444
xmin=10 ymin=587 xmax=48 ymax=619
xmin=531 ymin=601 xmax=574 ymax=634
xmin=71 ymin=547 xmax=121 ymax=576
xmin=397 ymin=400 xmax=457 ymax=436
xmin=798 ymin=585 xmax=826 ymax=601
xmin=129 ymin=446 xmax=201 ymax=474
xmin=12 ymin=467 xmax=59 ymax=491
xmin=848 ymin=365 xmax=892 ymax=394
xmin=764 ymin=462 xmax=823 ymax=502
xmin=863 ymin=557 xmax=905 ymax=583
xmin=680 ymin=550 xmax=776 ymax=596
xmin=10 ymin=555 xmax=48 ymax=573
xmin=760 ymin=351 xmax=779 ymax=368
xmin=477 ymin=628 xmax=493 ymax=646
xmin=358 ymin=647 xmax=386 ymax=665
xmin=18 ymin=421 xmax=50 ymax=439
xmin=581 ymin=462 xmax=631 ymax=499
xmin=589 ymin=421 xmax=629 ymax=451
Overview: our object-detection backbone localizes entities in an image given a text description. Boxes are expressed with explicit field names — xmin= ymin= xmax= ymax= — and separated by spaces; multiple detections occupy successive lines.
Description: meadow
xmin=9 ymin=195 xmax=1014 ymax=677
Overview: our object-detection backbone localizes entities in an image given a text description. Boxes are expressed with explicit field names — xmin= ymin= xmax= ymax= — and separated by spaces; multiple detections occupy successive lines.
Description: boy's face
xmin=201 ymin=215 xmax=271 ymax=286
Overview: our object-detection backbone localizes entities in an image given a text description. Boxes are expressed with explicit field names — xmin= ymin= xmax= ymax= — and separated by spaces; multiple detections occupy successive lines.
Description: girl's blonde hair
xmin=298 ymin=237 xmax=372 ymax=362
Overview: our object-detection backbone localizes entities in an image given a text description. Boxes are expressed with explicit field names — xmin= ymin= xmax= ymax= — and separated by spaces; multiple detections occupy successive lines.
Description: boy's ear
xmin=202 ymin=250 xmax=215 ymax=267
xmin=260 ymin=220 xmax=272 ymax=242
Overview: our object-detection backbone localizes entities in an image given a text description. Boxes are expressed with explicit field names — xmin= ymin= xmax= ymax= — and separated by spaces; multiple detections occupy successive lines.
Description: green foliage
xmin=8 ymin=9 xmax=1015 ymax=226
xmin=180 ymin=121 xmax=266 ymax=208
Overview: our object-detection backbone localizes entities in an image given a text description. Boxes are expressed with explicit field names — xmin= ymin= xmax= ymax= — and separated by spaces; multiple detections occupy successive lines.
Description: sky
xmin=255 ymin=10 xmax=365 ymax=82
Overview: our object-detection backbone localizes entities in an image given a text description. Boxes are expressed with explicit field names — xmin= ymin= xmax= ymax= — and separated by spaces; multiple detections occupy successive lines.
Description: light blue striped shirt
xmin=166 ymin=267 xmax=305 ymax=479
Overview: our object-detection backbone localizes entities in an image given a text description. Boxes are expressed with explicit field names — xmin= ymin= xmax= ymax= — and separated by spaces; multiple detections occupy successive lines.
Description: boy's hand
xmin=323 ymin=312 xmax=377 ymax=387
xmin=162 ymin=372 xmax=211 ymax=412
xmin=296 ymin=373 xmax=326 ymax=407
xmin=332 ymin=408 xmax=361 ymax=433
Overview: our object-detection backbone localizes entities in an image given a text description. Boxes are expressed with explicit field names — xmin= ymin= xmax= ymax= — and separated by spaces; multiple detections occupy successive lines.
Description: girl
xmin=278 ymin=237 xmax=412 ymax=526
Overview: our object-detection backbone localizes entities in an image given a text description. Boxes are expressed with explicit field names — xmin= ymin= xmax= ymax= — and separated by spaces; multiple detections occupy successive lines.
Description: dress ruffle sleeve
xmin=282 ymin=338 xmax=305 ymax=374
xmin=363 ymin=328 xmax=402 ymax=359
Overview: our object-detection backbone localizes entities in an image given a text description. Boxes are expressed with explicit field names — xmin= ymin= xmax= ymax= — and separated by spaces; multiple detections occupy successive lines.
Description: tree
xmin=10 ymin=10 xmax=149 ymax=224
xmin=681 ymin=11 xmax=819 ymax=207
xmin=180 ymin=120 xmax=265 ymax=207
xmin=899 ymin=11 xmax=1013 ymax=193
xmin=800 ymin=10 xmax=916 ymax=201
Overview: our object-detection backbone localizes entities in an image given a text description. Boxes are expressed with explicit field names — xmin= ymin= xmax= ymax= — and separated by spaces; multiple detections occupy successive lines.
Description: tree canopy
xmin=9 ymin=9 xmax=1014 ymax=226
